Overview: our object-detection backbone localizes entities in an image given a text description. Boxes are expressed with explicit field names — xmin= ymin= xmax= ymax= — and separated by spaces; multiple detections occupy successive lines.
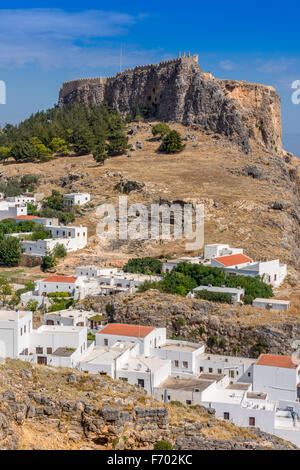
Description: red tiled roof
xmin=256 ymin=354 xmax=299 ymax=369
xmin=42 ymin=275 xmax=77 ymax=284
xmin=98 ymin=323 xmax=155 ymax=338
xmin=214 ymin=253 xmax=252 ymax=267
xmin=12 ymin=215 xmax=38 ymax=220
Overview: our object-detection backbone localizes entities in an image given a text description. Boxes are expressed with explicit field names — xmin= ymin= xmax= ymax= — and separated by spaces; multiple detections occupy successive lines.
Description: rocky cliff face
xmin=59 ymin=55 xmax=283 ymax=154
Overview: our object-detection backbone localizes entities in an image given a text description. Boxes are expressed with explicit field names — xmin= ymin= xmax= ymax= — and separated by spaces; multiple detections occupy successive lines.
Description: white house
xmin=12 ymin=215 xmax=58 ymax=226
xmin=75 ymin=266 xmax=118 ymax=278
xmin=252 ymin=298 xmax=291 ymax=311
xmin=0 ymin=201 xmax=27 ymax=220
xmin=204 ymin=244 xmax=244 ymax=260
xmin=252 ymin=354 xmax=300 ymax=402
xmin=151 ymin=339 xmax=205 ymax=377
xmin=211 ymin=253 xmax=253 ymax=269
xmin=44 ymin=309 xmax=95 ymax=327
xmin=191 ymin=285 xmax=245 ymax=303
xmin=6 ymin=195 xmax=35 ymax=205
xmin=63 ymin=193 xmax=90 ymax=207
xmin=19 ymin=324 xmax=89 ymax=368
xmin=0 ymin=309 xmax=32 ymax=358
xmin=96 ymin=323 xmax=166 ymax=356
xmin=21 ymin=224 xmax=88 ymax=256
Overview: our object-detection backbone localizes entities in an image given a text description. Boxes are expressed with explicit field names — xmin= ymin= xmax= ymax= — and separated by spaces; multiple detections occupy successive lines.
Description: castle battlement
xmin=59 ymin=54 xmax=200 ymax=99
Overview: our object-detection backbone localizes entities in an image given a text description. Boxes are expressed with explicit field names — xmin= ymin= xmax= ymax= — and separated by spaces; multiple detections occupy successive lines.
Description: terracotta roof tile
xmin=98 ymin=323 xmax=155 ymax=338
xmin=12 ymin=215 xmax=38 ymax=220
xmin=256 ymin=354 xmax=299 ymax=369
xmin=42 ymin=275 xmax=77 ymax=283
xmin=214 ymin=253 xmax=252 ymax=267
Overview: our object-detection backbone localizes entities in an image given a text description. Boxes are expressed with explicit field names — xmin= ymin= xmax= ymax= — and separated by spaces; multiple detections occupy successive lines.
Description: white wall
xmin=253 ymin=364 xmax=299 ymax=401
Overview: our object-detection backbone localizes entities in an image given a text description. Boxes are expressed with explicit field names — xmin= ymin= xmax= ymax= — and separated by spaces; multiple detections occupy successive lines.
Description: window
xmin=47 ymin=347 xmax=52 ymax=355
xmin=199 ymin=367 xmax=204 ymax=372
xmin=218 ymin=369 xmax=222 ymax=374
xmin=182 ymin=361 xmax=188 ymax=369
xmin=138 ymin=379 xmax=144 ymax=388
xmin=224 ymin=412 xmax=230 ymax=420
xmin=186 ymin=400 xmax=192 ymax=405
xmin=174 ymin=360 xmax=179 ymax=367
xmin=36 ymin=347 xmax=43 ymax=354
xmin=249 ymin=417 xmax=255 ymax=426
xmin=248 ymin=372 xmax=251 ymax=377
xmin=20 ymin=328 xmax=22 ymax=336
xmin=168 ymin=395 xmax=170 ymax=401
xmin=230 ymin=370 xmax=235 ymax=378
xmin=104 ymin=339 xmax=108 ymax=346
xmin=209 ymin=368 xmax=213 ymax=373
xmin=24 ymin=325 xmax=26 ymax=334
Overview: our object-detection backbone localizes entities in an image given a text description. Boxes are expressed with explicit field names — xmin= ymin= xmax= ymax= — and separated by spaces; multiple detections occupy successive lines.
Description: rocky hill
xmin=59 ymin=55 xmax=282 ymax=154
xmin=0 ymin=359 xmax=295 ymax=450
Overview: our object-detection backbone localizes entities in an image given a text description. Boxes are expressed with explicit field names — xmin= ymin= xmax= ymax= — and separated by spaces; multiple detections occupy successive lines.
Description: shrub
xmin=176 ymin=317 xmax=185 ymax=326
xmin=160 ymin=130 xmax=185 ymax=154
xmin=154 ymin=440 xmax=173 ymax=450
xmin=152 ymin=123 xmax=171 ymax=139
xmin=41 ymin=252 xmax=57 ymax=272
xmin=26 ymin=299 xmax=38 ymax=312
xmin=123 ymin=257 xmax=162 ymax=275
xmin=53 ymin=243 xmax=67 ymax=259
xmin=195 ymin=290 xmax=233 ymax=304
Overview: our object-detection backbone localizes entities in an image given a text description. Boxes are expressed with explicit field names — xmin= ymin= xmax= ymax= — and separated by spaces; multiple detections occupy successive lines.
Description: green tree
xmin=30 ymin=137 xmax=53 ymax=160
xmin=160 ymin=130 xmax=185 ymax=154
xmin=9 ymin=140 xmax=39 ymax=162
xmin=0 ymin=236 xmax=22 ymax=266
xmin=0 ymin=146 xmax=11 ymax=163
xmin=49 ymin=137 xmax=69 ymax=155
xmin=73 ymin=126 xmax=95 ymax=155
xmin=41 ymin=251 xmax=57 ymax=272
xmin=152 ymin=123 xmax=171 ymax=139
xmin=93 ymin=141 xmax=108 ymax=165
xmin=107 ymin=132 xmax=129 ymax=156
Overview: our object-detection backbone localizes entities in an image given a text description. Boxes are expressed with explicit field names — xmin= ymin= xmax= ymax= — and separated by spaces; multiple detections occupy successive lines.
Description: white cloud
xmin=0 ymin=8 xmax=157 ymax=70
xmin=256 ymin=58 xmax=298 ymax=74
xmin=219 ymin=60 xmax=238 ymax=71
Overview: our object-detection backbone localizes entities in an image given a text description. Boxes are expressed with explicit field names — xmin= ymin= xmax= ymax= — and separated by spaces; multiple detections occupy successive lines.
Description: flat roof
xmin=98 ymin=323 xmax=155 ymax=338
xmin=37 ymin=325 xmax=83 ymax=334
xmin=247 ymin=392 xmax=267 ymax=400
xmin=120 ymin=355 xmax=169 ymax=373
xmin=160 ymin=342 xmax=201 ymax=352
xmin=46 ymin=309 xmax=92 ymax=319
xmin=199 ymin=373 xmax=226 ymax=382
xmin=0 ymin=310 xmax=30 ymax=321
xmin=200 ymin=353 xmax=255 ymax=366
xmin=194 ymin=285 xmax=244 ymax=294
xmin=157 ymin=376 xmax=215 ymax=392
xmin=52 ymin=347 xmax=75 ymax=357
xmin=80 ymin=343 xmax=133 ymax=365
xmin=256 ymin=354 xmax=299 ymax=369
xmin=226 ymin=383 xmax=251 ymax=391
xmin=254 ymin=298 xmax=290 ymax=305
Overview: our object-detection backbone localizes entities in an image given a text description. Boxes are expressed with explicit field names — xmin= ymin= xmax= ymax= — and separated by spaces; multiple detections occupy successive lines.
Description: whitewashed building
xmin=0 ymin=309 xmax=32 ymax=358
xmin=252 ymin=298 xmax=291 ymax=311
xmin=191 ymin=285 xmax=245 ymax=303
xmin=44 ymin=309 xmax=95 ymax=327
xmin=63 ymin=193 xmax=90 ymax=207
xmin=21 ymin=224 xmax=88 ymax=256
xmin=204 ymin=244 xmax=244 ymax=260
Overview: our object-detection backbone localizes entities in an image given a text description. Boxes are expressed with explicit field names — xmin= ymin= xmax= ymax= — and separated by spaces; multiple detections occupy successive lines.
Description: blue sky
xmin=0 ymin=2 xmax=300 ymax=155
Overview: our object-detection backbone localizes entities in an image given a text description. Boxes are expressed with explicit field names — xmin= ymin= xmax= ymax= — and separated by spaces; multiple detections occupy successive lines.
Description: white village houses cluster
xmin=0 ymin=191 xmax=90 ymax=257
xmin=1 ymin=310 xmax=300 ymax=447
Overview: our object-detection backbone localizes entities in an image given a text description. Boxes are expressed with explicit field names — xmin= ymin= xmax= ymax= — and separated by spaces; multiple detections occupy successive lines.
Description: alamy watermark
xmin=0 ymin=81 xmax=6 ymax=104
xmin=291 ymin=80 xmax=300 ymax=105
xmin=96 ymin=196 xmax=204 ymax=251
